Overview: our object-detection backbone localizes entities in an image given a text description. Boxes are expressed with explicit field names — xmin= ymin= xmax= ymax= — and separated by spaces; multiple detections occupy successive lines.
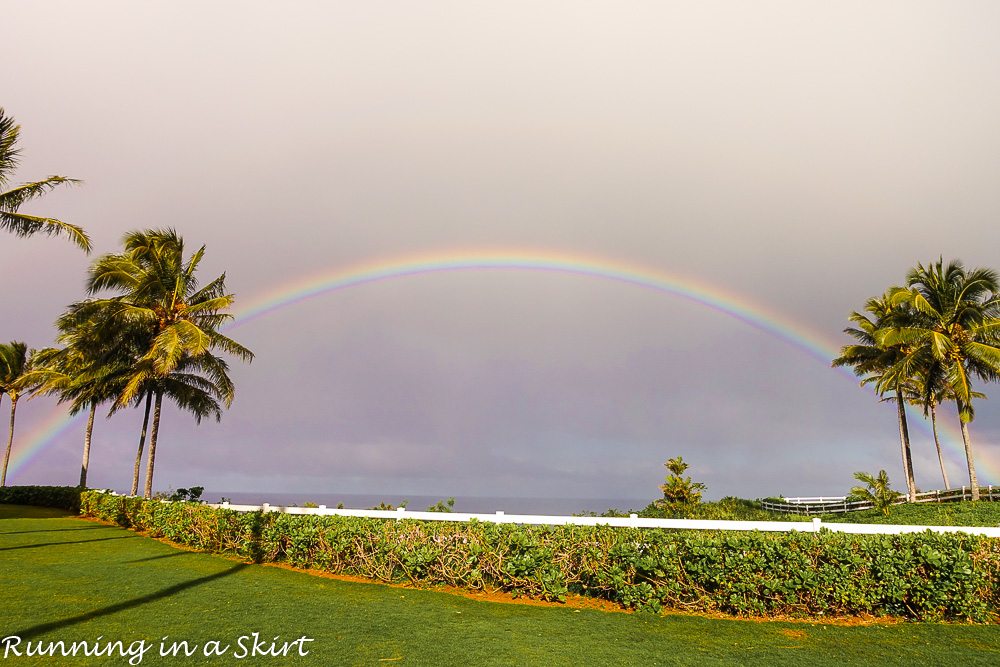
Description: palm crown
xmin=837 ymin=259 xmax=1000 ymax=501
xmin=83 ymin=229 xmax=253 ymax=497
xmin=0 ymin=108 xmax=90 ymax=251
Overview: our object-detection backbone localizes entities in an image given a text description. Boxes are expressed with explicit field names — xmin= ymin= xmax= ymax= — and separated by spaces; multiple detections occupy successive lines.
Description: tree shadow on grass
xmin=0 ymin=505 xmax=75 ymax=520
xmin=126 ymin=551 xmax=194 ymax=564
xmin=0 ymin=526 xmax=108 ymax=536
xmin=10 ymin=563 xmax=249 ymax=640
xmin=0 ymin=535 xmax=138 ymax=551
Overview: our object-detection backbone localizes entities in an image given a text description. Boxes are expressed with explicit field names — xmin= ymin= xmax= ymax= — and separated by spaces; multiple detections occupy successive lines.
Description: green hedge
xmin=80 ymin=491 xmax=1000 ymax=622
xmin=0 ymin=485 xmax=84 ymax=512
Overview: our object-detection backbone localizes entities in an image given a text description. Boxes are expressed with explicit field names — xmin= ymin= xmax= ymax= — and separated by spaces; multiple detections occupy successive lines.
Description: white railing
xmin=782 ymin=496 xmax=848 ymax=504
xmin=198 ymin=501 xmax=1000 ymax=537
xmin=763 ymin=486 xmax=999 ymax=515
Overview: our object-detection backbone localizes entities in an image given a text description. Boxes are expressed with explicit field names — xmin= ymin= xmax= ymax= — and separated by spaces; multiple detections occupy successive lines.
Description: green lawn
xmin=1 ymin=505 xmax=998 ymax=666
xmin=820 ymin=500 xmax=1000 ymax=526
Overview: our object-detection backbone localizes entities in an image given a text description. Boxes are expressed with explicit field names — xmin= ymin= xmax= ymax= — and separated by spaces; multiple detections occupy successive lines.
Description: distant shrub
xmin=426 ymin=497 xmax=455 ymax=512
xmin=369 ymin=500 xmax=407 ymax=511
xmin=0 ymin=485 xmax=83 ymax=512
xmin=80 ymin=491 xmax=999 ymax=622
xmin=168 ymin=486 xmax=205 ymax=502
xmin=850 ymin=470 xmax=900 ymax=517
xmin=657 ymin=456 xmax=706 ymax=508
xmin=636 ymin=496 xmax=798 ymax=522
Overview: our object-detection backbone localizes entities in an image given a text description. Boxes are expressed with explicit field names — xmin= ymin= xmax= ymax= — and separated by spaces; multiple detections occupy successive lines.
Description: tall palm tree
xmin=882 ymin=259 xmax=1000 ymax=501
xmin=894 ymin=369 xmax=972 ymax=491
xmin=86 ymin=229 xmax=253 ymax=498
xmin=26 ymin=308 xmax=130 ymax=489
xmin=121 ymin=353 xmax=233 ymax=499
xmin=833 ymin=293 xmax=917 ymax=501
xmin=0 ymin=108 xmax=89 ymax=251
xmin=55 ymin=298 xmax=158 ymax=495
xmin=0 ymin=342 xmax=35 ymax=487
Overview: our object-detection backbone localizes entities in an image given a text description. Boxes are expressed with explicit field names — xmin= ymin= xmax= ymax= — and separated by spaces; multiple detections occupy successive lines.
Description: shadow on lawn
xmin=0 ymin=535 xmax=138 ymax=552
xmin=0 ymin=505 xmax=75 ymax=520
xmin=126 ymin=550 xmax=194 ymax=564
xmin=0 ymin=526 xmax=108 ymax=536
xmin=10 ymin=563 xmax=250 ymax=640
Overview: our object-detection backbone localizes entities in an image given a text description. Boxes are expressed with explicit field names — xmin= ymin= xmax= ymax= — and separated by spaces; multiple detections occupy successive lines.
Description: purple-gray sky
xmin=3 ymin=1 xmax=1000 ymax=503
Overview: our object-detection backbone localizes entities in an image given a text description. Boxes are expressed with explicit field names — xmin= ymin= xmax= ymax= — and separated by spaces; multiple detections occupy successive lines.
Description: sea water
xmin=202 ymin=491 xmax=649 ymax=515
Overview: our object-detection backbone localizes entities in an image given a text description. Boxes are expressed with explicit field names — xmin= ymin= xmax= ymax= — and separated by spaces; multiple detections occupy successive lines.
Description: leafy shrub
xmin=426 ymin=497 xmax=455 ymax=512
xmin=168 ymin=486 xmax=205 ymax=502
xmin=636 ymin=496 xmax=803 ymax=522
xmin=850 ymin=470 xmax=900 ymax=516
xmin=79 ymin=491 xmax=1000 ymax=622
xmin=0 ymin=485 xmax=84 ymax=512
xmin=369 ymin=500 xmax=407 ymax=510
xmin=658 ymin=456 xmax=706 ymax=508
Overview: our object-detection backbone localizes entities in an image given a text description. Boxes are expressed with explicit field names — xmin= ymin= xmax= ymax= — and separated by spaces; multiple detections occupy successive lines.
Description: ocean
xmin=200 ymin=491 xmax=651 ymax=515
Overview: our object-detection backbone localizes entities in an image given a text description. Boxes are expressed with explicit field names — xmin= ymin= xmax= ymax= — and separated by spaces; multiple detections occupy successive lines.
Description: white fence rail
xmin=193 ymin=500 xmax=1000 ymax=538
xmin=763 ymin=486 xmax=999 ymax=515
xmin=782 ymin=496 xmax=848 ymax=504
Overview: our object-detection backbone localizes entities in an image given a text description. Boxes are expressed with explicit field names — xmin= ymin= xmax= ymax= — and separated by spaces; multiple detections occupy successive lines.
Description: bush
xmin=0 ymin=485 xmax=84 ymax=512
xmin=658 ymin=456 xmax=706 ymax=508
xmin=168 ymin=486 xmax=205 ymax=502
xmin=79 ymin=491 xmax=1000 ymax=622
xmin=636 ymin=496 xmax=799 ymax=522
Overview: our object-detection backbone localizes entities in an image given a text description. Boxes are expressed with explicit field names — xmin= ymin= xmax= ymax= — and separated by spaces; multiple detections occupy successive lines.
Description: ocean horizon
xmin=193 ymin=491 xmax=652 ymax=515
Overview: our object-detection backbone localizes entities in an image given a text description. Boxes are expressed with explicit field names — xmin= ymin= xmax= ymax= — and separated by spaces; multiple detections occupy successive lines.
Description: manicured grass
xmin=2 ymin=505 xmax=998 ymax=665
xmin=821 ymin=500 xmax=1000 ymax=526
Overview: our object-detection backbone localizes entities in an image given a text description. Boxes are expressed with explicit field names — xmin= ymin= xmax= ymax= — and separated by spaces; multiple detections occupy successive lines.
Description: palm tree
xmin=26 ymin=309 xmax=130 ymax=489
xmin=123 ymin=353 xmax=234 ymax=499
xmin=833 ymin=293 xmax=918 ymax=501
xmin=46 ymin=299 xmax=152 ymax=491
xmin=0 ymin=108 xmax=89 ymax=251
xmin=894 ymin=371 xmax=977 ymax=492
xmin=882 ymin=259 xmax=1000 ymax=501
xmin=58 ymin=299 xmax=160 ymax=495
xmin=86 ymin=229 xmax=253 ymax=497
xmin=0 ymin=342 xmax=35 ymax=487
xmin=850 ymin=470 xmax=900 ymax=516
xmin=28 ymin=347 xmax=98 ymax=488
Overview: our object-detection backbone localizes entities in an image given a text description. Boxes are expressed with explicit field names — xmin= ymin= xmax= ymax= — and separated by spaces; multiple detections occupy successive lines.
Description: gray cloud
xmin=4 ymin=2 xmax=1000 ymax=506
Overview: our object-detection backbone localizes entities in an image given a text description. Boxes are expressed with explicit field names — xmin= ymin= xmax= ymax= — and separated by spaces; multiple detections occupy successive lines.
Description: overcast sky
xmin=4 ymin=1 xmax=1000 ymax=505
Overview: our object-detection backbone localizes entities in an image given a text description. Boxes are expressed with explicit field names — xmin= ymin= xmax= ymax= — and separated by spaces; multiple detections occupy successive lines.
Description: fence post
xmin=812 ymin=517 xmax=821 ymax=533
xmin=629 ymin=513 xmax=639 ymax=528
xmin=261 ymin=503 xmax=270 ymax=513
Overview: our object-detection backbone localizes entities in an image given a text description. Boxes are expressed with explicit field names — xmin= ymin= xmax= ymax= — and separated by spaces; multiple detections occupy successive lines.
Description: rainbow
xmin=8 ymin=248 xmax=998 ymax=484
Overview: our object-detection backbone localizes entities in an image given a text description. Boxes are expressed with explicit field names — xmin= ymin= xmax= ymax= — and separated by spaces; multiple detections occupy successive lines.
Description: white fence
xmin=201 ymin=500 xmax=1000 ymax=538
xmin=763 ymin=486 xmax=999 ymax=516
xmin=782 ymin=496 xmax=848 ymax=504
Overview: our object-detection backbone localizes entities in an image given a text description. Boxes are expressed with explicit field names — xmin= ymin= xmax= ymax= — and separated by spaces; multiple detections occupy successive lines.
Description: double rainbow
xmin=8 ymin=248 xmax=997 ymax=483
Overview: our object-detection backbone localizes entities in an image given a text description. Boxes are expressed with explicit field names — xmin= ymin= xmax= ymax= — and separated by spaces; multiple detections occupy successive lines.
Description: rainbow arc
xmin=9 ymin=249 xmax=998 ymax=483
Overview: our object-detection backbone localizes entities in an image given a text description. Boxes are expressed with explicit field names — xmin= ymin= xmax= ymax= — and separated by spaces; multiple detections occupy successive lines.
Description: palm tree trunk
xmin=895 ymin=390 xmax=916 ymax=502
xmin=929 ymin=402 xmax=949 ymax=490
xmin=957 ymin=401 xmax=980 ymax=501
xmin=1 ymin=396 xmax=18 ymax=487
xmin=142 ymin=391 xmax=163 ymax=499
xmin=131 ymin=391 xmax=152 ymax=496
xmin=79 ymin=402 xmax=97 ymax=488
